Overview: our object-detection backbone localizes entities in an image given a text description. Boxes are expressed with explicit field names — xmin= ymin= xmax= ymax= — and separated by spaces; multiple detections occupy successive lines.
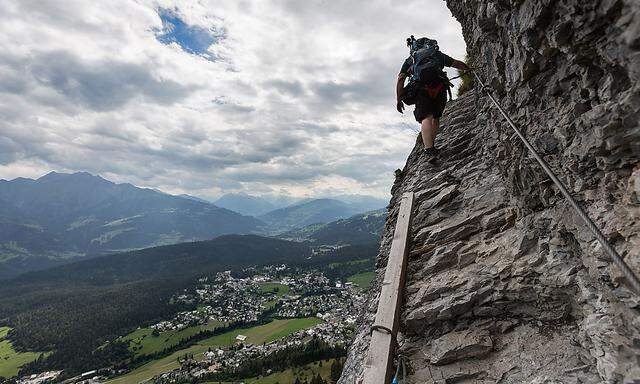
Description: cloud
xmin=264 ymin=79 xmax=305 ymax=97
xmin=0 ymin=137 xmax=22 ymax=164
xmin=26 ymin=51 xmax=197 ymax=111
xmin=0 ymin=0 xmax=465 ymax=199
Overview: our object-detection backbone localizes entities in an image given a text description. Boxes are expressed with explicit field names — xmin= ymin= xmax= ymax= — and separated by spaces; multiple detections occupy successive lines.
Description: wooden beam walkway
xmin=362 ymin=192 xmax=414 ymax=384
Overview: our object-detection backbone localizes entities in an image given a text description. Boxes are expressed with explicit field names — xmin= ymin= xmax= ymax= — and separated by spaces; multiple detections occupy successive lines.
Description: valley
xmin=0 ymin=171 xmax=386 ymax=383
xmin=5 ymin=261 xmax=370 ymax=384
xmin=105 ymin=318 xmax=325 ymax=384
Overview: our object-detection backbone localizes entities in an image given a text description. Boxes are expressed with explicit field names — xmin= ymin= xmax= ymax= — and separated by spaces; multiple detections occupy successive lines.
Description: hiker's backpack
xmin=400 ymin=35 xmax=452 ymax=104
xmin=409 ymin=36 xmax=445 ymax=84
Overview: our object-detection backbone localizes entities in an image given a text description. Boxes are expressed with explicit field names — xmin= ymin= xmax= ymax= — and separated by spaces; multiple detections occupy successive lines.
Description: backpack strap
xmin=438 ymin=72 xmax=453 ymax=101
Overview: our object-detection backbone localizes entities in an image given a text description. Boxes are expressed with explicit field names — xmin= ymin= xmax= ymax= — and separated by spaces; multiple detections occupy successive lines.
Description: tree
xmin=456 ymin=55 xmax=474 ymax=97
xmin=330 ymin=360 xmax=342 ymax=382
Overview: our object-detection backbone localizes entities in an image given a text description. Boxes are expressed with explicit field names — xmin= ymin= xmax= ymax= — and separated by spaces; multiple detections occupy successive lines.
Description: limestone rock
xmin=338 ymin=0 xmax=640 ymax=382
xmin=430 ymin=329 xmax=493 ymax=365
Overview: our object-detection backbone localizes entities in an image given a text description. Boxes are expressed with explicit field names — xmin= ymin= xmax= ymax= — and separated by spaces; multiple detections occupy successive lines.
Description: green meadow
xmin=106 ymin=318 xmax=322 ymax=384
xmin=0 ymin=327 xmax=49 ymax=379
xmin=121 ymin=326 xmax=203 ymax=358
xmin=259 ymin=282 xmax=291 ymax=309
xmin=258 ymin=282 xmax=290 ymax=296
xmin=347 ymin=271 xmax=376 ymax=289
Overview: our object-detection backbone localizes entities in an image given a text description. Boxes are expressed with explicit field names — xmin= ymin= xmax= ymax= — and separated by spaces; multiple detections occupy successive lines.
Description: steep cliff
xmin=340 ymin=0 xmax=640 ymax=382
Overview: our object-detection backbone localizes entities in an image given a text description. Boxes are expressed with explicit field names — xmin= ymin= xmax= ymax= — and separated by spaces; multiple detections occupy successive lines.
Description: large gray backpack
xmin=408 ymin=36 xmax=446 ymax=84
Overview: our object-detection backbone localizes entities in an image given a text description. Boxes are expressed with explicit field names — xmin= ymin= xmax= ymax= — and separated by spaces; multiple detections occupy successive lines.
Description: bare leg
xmin=420 ymin=115 xmax=436 ymax=149
xmin=434 ymin=118 xmax=440 ymax=139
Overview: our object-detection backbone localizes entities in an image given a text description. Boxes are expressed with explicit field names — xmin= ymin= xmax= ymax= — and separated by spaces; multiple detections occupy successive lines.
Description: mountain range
xmin=258 ymin=198 xmax=363 ymax=233
xmin=0 ymin=171 xmax=387 ymax=279
xmin=214 ymin=193 xmax=386 ymax=217
xmin=0 ymin=172 xmax=262 ymax=278
xmin=214 ymin=193 xmax=282 ymax=216
xmin=278 ymin=209 xmax=386 ymax=245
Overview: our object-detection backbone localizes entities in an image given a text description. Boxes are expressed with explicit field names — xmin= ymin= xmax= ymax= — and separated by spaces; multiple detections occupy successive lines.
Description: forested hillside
xmin=258 ymin=199 xmax=365 ymax=233
xmin=279 ymin=210 xmax=385 ymax=245
xmin=0 ymin=235 xmax=376 ymax=376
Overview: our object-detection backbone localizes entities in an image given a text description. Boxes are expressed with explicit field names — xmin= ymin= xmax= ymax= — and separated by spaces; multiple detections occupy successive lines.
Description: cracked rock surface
xmin=339 ymin=0 xmax=640 ymax=382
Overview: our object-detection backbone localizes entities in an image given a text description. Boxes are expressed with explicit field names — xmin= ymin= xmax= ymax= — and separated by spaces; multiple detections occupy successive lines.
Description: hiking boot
xmin=424 ymin=147 xmax=438 ymax=163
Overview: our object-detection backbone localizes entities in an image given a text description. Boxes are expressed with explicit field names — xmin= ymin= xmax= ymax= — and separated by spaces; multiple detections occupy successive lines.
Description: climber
xmin=396 ymin=36 xmax=471 ymax=162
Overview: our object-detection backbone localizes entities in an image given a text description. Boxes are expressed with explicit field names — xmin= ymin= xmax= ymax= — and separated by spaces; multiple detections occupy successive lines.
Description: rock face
xmin=429 ymin=329 xmax=493 ymax=366
xmin=339 ymin=0 xmax=640 ymax=382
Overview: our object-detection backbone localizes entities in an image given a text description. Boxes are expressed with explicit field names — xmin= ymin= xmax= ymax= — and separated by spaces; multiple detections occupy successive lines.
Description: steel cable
xmin=472 ymin=70 xmax=640 ymax=294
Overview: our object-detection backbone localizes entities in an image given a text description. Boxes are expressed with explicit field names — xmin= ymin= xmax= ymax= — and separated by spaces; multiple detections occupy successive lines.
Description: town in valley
xmin=13 ymin=263 xmax=372 ymax=384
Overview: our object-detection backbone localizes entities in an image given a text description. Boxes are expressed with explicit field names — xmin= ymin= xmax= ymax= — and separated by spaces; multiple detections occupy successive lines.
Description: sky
xmin=0 ymin=0 xmax=465 ymax=199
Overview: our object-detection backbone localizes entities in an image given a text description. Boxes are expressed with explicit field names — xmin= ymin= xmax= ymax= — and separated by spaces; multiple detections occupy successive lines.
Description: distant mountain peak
xmin=214 ymin=193 xmax=277 ymax=216
xmin=36 ymin=171 xmax=112 ymax=185
xmin=36 ymin=171 xmax=61 ymax=181
xmin=0 ymin=171 xmax=265 ymax=279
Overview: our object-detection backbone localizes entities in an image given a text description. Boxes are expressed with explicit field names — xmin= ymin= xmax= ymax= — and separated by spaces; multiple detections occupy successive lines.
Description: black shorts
xmin=413 ymin=87 xmax=447 ymax=122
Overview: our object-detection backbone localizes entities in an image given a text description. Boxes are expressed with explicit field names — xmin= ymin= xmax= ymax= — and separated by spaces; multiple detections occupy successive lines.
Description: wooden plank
xmin=362 ymin=192 xmax=414 ymax=384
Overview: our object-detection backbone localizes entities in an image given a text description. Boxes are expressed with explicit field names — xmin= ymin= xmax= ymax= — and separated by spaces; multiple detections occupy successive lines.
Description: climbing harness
xmin=425 ymin=83 xmax=444 ymax=99
xmin=472 ymin=70 xmax=640 ymax=294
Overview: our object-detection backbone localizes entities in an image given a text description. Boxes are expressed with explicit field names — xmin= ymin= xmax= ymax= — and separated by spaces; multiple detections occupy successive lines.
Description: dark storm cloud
xmin=29 ymin=51 xmax=197 ymax=111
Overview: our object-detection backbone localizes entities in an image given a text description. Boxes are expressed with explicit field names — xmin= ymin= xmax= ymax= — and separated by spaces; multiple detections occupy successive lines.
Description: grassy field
xmin=119 ymin=318 xmax=227 ymax=358
xmin=203 ymin=320 xmax=225 ymax=330
xmin=0 ymin=327 xmax=48 ymax=379
xmin=259 ymin=282 xmax=290 ymax=309
xmin=121 ymin=326 xmax=203 ymax=357
xmin=347 ymin=271 xmax=375 ymax=289
xmin=106 ymin=318 xmax=322 ymax=384
xmin=198 ymin=317 xmax=322 ymax=346
xmin=258 ymin=282 xmax=290 ymax=296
